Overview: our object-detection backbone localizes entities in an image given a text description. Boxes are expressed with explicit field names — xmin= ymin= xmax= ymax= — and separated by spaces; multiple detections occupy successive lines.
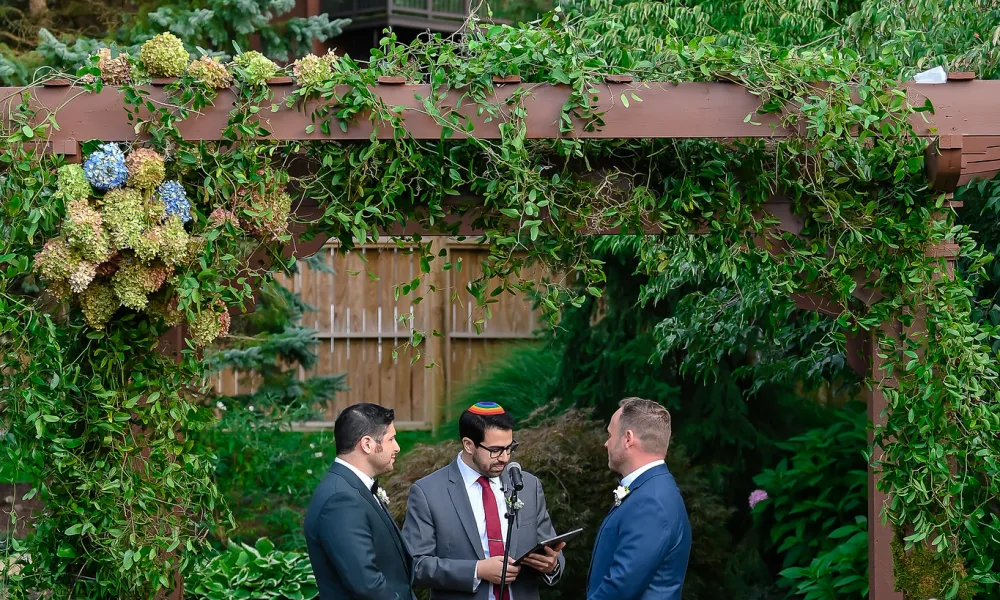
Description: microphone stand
xmin=498 ymin=481 xmax=520 ymax=600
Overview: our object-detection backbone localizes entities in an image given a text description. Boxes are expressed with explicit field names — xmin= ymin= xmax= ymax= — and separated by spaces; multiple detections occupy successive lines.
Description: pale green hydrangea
xmin=292 ymin=53 xmax=333 ymax=88
xmin=133 ymin=226 xmax=163 ymax=263
xmin=126 ymin=148 xmax=166 ymax=189
xmin=101 ymin=188 xmax=145 ymax=249
xmin=187 ymin=56 xmax=233 ymax=89
xmin=159 ymin=216 xmax=190 ymax=266
xmin=64 ymin=200 xmax=112 ymax=262
xmin=56 ymin=164 xmax=91 ymax=201
xmin=81 ymin=282 xmax=119 ymax=329
xmin=140 ymin=33 xmax=189 ymax=77
xmin=232 ymin=51 xmax=279 ymax=86
xmin=112 ymin=259 xmax=151 ymax=310
xmin=33 ymin=238 xmax=80 ymax=282
xmin=189 ymin=307 xmax=223 ymax=347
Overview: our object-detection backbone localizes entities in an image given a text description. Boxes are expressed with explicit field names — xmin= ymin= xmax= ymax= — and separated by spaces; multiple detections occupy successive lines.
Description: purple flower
xmin=749 ymin=489 xmax=769 ymax=509
xmin=83 ymin=143 xmax=128 ymax=191
xmin=157 ymin=180 xmax=191 ymax=223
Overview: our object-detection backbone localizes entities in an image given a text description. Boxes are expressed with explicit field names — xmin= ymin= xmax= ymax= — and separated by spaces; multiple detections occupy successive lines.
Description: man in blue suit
xmin=586 ymin=397 xmax=691 ymax=600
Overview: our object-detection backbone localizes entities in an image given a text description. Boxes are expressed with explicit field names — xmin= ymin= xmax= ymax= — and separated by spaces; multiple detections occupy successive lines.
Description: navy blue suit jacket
xmin=304 ymin=462 xmax=414 ymax=600
xmin=586 ymin=464 xmax=691 ymax=600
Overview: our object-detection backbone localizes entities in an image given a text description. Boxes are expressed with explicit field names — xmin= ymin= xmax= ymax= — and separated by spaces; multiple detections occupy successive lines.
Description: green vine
xmin=2 ymin=9 xmax=999 ymax=599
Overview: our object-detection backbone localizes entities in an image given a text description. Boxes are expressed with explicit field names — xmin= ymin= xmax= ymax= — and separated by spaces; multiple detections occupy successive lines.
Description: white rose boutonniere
xmin=613 ymin=485 xmax=630 ymax=507
xmin=506 ymin=495 xmax=525 ymax=511
xmin=377 ymin=488 xmax=390 ymax=506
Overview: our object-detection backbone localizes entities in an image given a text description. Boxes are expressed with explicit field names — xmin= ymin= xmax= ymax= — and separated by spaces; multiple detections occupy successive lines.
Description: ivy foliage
xmin=2 ymin=4 xmax=1000 ymax=599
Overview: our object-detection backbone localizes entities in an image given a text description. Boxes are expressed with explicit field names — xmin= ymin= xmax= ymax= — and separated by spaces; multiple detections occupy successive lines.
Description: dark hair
xmin=334 ymin=403 xmax=395 ymax=454
xmin=458 ymin=409 xmax=514 ymax=445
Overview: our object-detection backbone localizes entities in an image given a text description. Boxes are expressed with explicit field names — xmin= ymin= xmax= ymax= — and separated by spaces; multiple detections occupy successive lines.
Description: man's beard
xmin=474 ymin=455 xmax=505 ymax=476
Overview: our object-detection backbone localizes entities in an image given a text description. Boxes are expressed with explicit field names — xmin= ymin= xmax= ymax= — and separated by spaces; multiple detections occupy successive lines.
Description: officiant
xmin=401 ymin=402 xmax=565 ymax=600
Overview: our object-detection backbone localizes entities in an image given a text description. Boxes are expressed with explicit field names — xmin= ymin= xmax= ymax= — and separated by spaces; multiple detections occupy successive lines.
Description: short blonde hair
xmin=619 ymin=397 xmax=671 ymax=456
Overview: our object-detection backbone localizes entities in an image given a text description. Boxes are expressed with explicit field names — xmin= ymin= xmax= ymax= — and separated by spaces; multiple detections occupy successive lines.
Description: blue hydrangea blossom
xmin=83 ymin=143 xmax=128 ymax=191
xmin=157 ymin=180 xmax=191 ymax=223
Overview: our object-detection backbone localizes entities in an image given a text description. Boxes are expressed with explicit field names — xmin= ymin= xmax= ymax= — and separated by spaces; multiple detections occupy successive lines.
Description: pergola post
xmin=867 ymin=322 xmax=903 ymax=600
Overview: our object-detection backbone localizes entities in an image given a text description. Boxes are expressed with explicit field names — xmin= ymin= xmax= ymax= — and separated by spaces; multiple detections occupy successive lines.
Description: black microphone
xmin=506 ymin=461 xmax=524 ymax=491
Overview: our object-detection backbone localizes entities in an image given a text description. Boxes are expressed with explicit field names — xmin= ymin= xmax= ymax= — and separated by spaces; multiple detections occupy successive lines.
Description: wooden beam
xmin=4 ymin=79 xmax=997 ymax=142
xmin=7 ymin=79 xmax=990 ymax=191
xmin=867 ymin=322 xmax=903 ymax=600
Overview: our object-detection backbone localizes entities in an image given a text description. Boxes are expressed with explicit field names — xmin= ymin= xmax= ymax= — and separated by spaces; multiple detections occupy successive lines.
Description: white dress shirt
xmin=335 ymin=456 xmax=375 ymax=492
xmin=621 ymin=459 xmax=665 ymax=489
xmin=456 ymin=454 xmax=511 ymax=600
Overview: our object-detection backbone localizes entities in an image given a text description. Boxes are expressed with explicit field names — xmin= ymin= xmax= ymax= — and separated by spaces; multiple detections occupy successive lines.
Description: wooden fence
xmin=206 ymin=239 xmax=545 ymax=431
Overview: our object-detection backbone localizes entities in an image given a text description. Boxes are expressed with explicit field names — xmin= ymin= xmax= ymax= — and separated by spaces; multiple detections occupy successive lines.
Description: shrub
xmin=199 ymin=408 xmax=335 ymax=550
xmin=751 ymin=403 xmax=868 ymax=597
xmin=441 ymin=343 xmax=566 ymax=435
xmin=185 ymin=537 xmax=317 ymax=600
xmin=383 ymin=409 xmax=734 ymax=599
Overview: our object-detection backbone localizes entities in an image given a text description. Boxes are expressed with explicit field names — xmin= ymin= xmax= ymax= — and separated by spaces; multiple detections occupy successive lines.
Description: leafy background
xmin=2 ymin=0 xmax=1000 ymax=598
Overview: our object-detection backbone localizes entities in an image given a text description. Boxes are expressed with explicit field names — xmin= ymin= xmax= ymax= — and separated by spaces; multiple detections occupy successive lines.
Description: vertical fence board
xmin=208 ymin=239 xmax=543 ymax=429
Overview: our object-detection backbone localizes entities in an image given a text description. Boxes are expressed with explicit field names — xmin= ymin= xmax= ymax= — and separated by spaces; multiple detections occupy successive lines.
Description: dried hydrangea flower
xmin=33 ymin=238 xmax=75 ymax=281
xmin=47 ymin=278 xmax=73 ymax=302
xmin=111 ymin=257 xmax=153 ymax=310
xmin=217 ymin=307 xmax=231 ymax=338
xmin=101 ymin=188 xmax=145 ymax=249
xmin=68 ymin=260 xmax=97 ymax=293
xmin=189 ymin=305 xmax=223 ymax=347
xmin=126 ymin=148 xmax=166 ymax=189
xmin=96 ymin=48 xmax=132 ymax=86
xmin=292 ymin=53 xmax=332 ymax=88
xmin=140 ymin=32 xmax=189 ymax=78
xmin=84 ymin=143 xmax=128 ymax=191
xmin=187 ymin=56 xmax=233 ymax=89
xmin=64 ymin=200 xmax=112 ymax=262
xmin=145 ymin=294 xmax=183 ymax=327
xmin=142 ymin=263 xmax=171 ymax=293
xmin=81 ymin=282 xmax=119 ymax=329
xmin=133 ymin=226 xmax=163 ymax=263
xmin=243 ymin=190 xmax=292 ymax=241
xmin=232 ymin=51 xmax=279 ymax=86
xmin=157 ymin=180 xmax=191 ymax=223
xmin=56 ymin=164 xmax=92 ymax=201
xmin=159 ymin=216 xmax=190 ymax=267
xmin=208 ymin=208 xmax=240 ymax=229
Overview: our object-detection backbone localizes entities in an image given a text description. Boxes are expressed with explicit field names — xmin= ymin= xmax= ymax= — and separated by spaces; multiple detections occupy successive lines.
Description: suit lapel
xmin=330 ymin=462 xmax=410 ymax=568
xmin=448 ymin=460 xmax=486 ymax=560
xmin=588 ymin=466 xmax=669 ymax=587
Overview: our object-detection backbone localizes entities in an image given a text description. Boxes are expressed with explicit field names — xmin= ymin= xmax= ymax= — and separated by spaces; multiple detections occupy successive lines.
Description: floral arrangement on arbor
xmin=85 ymin=31 xmax=340 ymax=90
xmin=32 ymin=143 xmax=232 ymax=345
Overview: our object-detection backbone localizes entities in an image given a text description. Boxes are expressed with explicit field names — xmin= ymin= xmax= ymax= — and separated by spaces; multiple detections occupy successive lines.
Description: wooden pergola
xmin=4 ymin=74 xmax=998 ymax=599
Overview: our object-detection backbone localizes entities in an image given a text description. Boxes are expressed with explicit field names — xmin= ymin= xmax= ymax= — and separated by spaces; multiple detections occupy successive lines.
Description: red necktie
xmin=477 ymin=475 xmax=510 ymax=600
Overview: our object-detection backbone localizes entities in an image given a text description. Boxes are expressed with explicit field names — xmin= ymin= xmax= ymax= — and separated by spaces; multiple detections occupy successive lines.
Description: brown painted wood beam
xmin=2 ymin=79 xmax=996 ymax=191
xmin=4 ymin=79 xmax=998 ymax=141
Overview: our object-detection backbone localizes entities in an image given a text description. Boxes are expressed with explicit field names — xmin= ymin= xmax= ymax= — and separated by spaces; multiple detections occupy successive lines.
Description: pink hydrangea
xmin=749 ymin=489 xmax=768 ymax=509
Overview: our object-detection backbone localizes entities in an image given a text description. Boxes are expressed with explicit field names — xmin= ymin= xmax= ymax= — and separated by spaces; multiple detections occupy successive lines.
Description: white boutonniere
xmin=506 ymin=495 xmax=524 ymax=510
xmin=613 ymin=485 xmax=630 ymax=507
xmin=376 ymin=488 xmax=390 ymax=506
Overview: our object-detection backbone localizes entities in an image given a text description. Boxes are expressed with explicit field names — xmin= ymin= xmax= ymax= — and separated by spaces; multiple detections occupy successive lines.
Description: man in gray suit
xmin=402 ymin=402 xmax=565 ymax=600
xmin=304 ymin=403 xmax=414 ymax=600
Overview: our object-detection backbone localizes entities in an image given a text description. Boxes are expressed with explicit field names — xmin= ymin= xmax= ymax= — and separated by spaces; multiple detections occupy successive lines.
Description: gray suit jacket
xmin=402 ymin=459 xmax=565 ymax=600
xmin=304 ymin=462 xmax=415 ymax=600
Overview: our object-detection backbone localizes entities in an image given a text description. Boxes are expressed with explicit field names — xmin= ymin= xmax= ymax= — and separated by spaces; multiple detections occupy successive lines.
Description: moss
xmin=892 ymin=533 xmax=972 ymax=600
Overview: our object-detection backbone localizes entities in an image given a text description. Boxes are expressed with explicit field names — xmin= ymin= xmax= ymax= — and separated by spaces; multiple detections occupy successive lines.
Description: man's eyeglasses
xmin=477 ymin=440 xmax=519 ymax=458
